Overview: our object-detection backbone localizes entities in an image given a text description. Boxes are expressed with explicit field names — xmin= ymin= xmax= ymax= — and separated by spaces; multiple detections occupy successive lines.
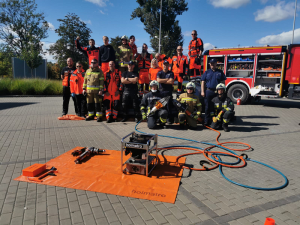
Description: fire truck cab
xmin=203 ymin=45 xmax=300 ymax=104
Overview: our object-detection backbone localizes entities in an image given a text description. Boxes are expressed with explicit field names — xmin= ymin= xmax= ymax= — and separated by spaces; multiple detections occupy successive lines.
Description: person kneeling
xmin=140 ymin=80 xmax=168 ymax=129
xmin=210 ymin=83 xmax=234 ymax=132
xmin=177 ymin=82 xmax=202 ymax=130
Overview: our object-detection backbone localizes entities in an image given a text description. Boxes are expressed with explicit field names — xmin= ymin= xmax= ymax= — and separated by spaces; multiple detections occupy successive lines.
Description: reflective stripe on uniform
xmin=196 ymin=111 xmax=201 ymax=115
xmin=225 ymin=107 xmax=231 ymax=111
xmin=197 ymin=103 xmax=202 ymax=106
xmin=87 ymin=85 xmax=100 ymax=88
xmin=88 ymin=112 xmax=94 ymax=116
xmin=160 ymin=117 xmax=167 ymax=123
xmin=223 ymin=118 xmax=229 ymax=123
xmin=96 ymin=112 xmax=103 ymax=117
xmin=140 ymin=106 xmax=145 ymax=110
xmin=181 ymin=97 xmax=197 ymax=102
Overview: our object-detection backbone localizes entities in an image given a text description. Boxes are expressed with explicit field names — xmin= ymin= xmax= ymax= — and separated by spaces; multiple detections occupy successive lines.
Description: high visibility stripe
xmin=87 ymin=87 xmax=100 ymax=90
xmin=182 ymin=97 xmax=197 ymax=102
xmin=196 ymin=111 xmax=201 ymax=115
xmin=210 ymin=112 xmax=215 ymax=116
xmin=197 ymin=103 xmax=202 ymax=106
xmin=96 ymin=112 xmax=103 ymax=117
xmin=225 ymin=108 xmax=231 ymax=111
xmin=223 ymin=119 xmax=229 ymax=123
xmin=140 ymin=106 xmax=145 ymax=110
xmin=87 ymin=85 xmax=100 ymax=88
xmin=88 ymin=112 xmax=94 ymax=116
xmin=160 ymin=117 xmax=167 ymax=123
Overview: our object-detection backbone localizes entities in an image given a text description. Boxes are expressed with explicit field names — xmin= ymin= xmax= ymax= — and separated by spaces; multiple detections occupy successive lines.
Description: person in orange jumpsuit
xmin=70 ymin=61 xmax=87 ymax=118
xmin=171 ymin=46 xmax=188 ymax=97
xmin=103 ymin=61 xmax=122 ymax=123
xmin=75 ymin=36 xmax=100 ymax=68
xmin=149 ymin=58 xmax=162 ymax=81
xmin=188 ymin=30 xmax=203 ymax=79
xmin=136 ymin=43 xmax=153 ymax=96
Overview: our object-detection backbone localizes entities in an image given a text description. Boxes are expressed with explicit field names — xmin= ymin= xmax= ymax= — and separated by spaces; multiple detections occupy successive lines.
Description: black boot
xmin=222 ymin=123 xmax=229 ymax=132
xmin=135 ymin=117 xmax=139 ymax=123
xmin=121 ymin=115 xmax=128 ymax=122
xmin=85 ymin=116 xmax=94 ymax=121
xmin=97 ymin=117 xmax=102 ymax=122
xmin=210 ymin=120 xmax=221 ymax=130
xmin=106 ymin=117 xmax=113 ymax=123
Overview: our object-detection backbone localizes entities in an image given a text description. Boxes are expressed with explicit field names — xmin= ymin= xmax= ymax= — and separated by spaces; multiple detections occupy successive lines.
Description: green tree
xmin=109 ymin=35 xmax=122 ymax=52
xmin=0 ymin=0 xmax=49 ymax=75
xmin=0 ymin=44 xmax=13 ymax=77
xmin=131 ymin=0 xmax=188 ymax=57
xmin=49 ymin=13 xmax=91 ymax=69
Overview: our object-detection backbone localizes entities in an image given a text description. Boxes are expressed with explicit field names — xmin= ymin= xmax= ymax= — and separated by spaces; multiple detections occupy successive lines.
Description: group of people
xmin=60 ymin=30 xmax=235 ymax=131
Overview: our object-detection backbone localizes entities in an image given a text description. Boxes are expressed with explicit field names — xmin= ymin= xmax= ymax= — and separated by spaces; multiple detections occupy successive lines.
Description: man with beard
xmin=99 ymin=36 xmax=116 ymax=74
xmin=210 ymin=83 xmax=234 ymax=132
xmin=136 ymin=43 xmax=153 ymax=96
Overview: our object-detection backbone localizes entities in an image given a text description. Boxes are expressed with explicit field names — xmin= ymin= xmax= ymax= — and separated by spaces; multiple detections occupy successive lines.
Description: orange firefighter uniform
xmin=70 ymin=69 xmax=87 ymax=117
xmin=188 ymin=38 xmax=203 ymax=78
xmin=171 ymin=54 xmax=188 ymax=93
xmin=103 ymin=69 xmax=122 ymax=121
xmin=136 ymin=52 xmax=153 ymax=96
xmin=75 ymin=39 xmax=100 ymax=67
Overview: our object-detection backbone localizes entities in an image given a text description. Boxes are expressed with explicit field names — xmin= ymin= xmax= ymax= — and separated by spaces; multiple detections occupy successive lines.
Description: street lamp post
xmin=292 ymin=0 xmax=298 ymax=44
xmin=159 ymin=0 xmax=162 ymax=53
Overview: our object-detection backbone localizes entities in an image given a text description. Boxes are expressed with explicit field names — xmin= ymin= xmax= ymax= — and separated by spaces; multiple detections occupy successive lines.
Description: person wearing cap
xmin=188 ymin=30 xmax=203 ymax=78
xmin=157 ymin=60 xmax=175 ymax=124
xmin=177 ymin=82 xmax=202 ymax=129
xmin=210 ymin=83 xmax=234 ymax=132
xmin=171 ymin=46 xmax=188 ymax=97
xmin=136 ymin=43 xmax=153 ymax=97
xmin=83 ymin=58 xmax=104 ymax=122
xmin=99 ymin=36 xmax=116 ymax=74
xmin=140 ymin=80 xmax=168 ymax=129
xmin=116 ymin=35 xmax=133 ymax=73
xmin=121 ymin=61 xmax=139 ymax=122
xmin=201 ymin=58 xmax=226 ymax=126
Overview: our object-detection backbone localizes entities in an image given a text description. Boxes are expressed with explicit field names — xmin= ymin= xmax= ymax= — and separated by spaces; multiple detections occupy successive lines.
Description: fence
xmin=12 ymin=58 xmax=47 ymax=79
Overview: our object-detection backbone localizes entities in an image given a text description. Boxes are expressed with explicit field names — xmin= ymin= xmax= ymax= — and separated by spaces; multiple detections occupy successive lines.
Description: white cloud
xmin=183 ymin=31 xmax=191 ymax=37
xmin=47 ymin=22 xmax=55 ymax=31
xmin=99 ymin=10 xmax=105 ymax=15
xmin=260 ymin=0 xmax=269 ymax=4
xmin=85 ymin=0 xmax=109 ymax=7
xmin=257 ymin=28 xmax=300 ymax=45
xmin=209 ymin=0 xmax=251 ymax=9
xmin=204 ymin=43 xmax=216 ymax=50
xmin=83 ymin=19 xmax=92 ymax=25
xmin=254 ymin=1 xmax=295 ymax=22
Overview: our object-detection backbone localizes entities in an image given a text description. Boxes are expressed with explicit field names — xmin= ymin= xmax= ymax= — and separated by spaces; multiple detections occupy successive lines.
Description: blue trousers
xmin=204 ymin=89 xmax=216 ymax=124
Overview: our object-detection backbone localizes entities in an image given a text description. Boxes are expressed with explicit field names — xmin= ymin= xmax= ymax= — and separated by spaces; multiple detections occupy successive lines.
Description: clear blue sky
xmin=36 ymin=0 xmax=300 ymax=62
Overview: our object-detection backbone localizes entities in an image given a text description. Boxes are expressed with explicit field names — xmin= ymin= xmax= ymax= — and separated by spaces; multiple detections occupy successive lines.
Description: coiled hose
xmin=134 ymin=121 xmax=288 ymax=190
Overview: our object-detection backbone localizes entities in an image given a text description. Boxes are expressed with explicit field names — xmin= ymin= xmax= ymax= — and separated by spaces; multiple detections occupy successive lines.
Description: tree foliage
xmin=47 ymin=62 xmax=61 ymax=79
xmin=109 ymin=35 xmax=122 ymax=51
xmin=49 ymin=13 xmax=91 ymax=69
xmin=0 ymin=44 xmax=13 ymax=77
xmin=0 ymin=0 xmax=48 ymax=72
xmin=131 ymin=0 xmax=188 ymax=57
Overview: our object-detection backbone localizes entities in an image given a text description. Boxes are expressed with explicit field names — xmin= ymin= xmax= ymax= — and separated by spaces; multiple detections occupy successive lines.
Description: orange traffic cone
xmin=237 ymin=98 xmax=241 ymax=105
xmin=264 ymin=217 xmax=275 ymax=225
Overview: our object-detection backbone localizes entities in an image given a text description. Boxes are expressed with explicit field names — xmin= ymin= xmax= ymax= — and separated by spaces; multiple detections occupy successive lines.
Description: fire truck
xmin=202 ymin=44 xmax=300 ymax=104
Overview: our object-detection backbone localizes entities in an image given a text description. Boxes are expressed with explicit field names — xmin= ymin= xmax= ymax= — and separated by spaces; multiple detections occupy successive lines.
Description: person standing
xmin=188 ymin=30 xmax=203 ymax=79
xmin=75 ymin=36 xmax=100 ymax=67
xmin=128 ymin=35 xmax=138 ymax=58
xmin=82 ymin=58 xmax=104 ymax=122
xmin=201 ymin=58 xmax=226 ymax=126
xmin=149 ymin=58 xmax=162 ymax=81
xmin=120 ymin=61 xmax=139 ymax=122
xmin=70 ymin=61 xmax=86 ymax=118
xmin=99 ymin=36 xmax=116 ymax=74
xmin=157 ymin=60 xmax=175 ymax=124
xmin=61 ymin=58 xmax=77 ymax=116
xmin=136 ymin=43 xmax=153 ymax=96
xmin=116 ymin=35 xmax=133 ymax=73
xmin=171 ymin=46 xmax=188 ymax=97
xmin=103 ymin=61 xmax=122 ymax=123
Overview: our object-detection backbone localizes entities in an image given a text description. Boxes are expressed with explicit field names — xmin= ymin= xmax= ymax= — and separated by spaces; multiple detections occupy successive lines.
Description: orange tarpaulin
xmin=15 ymin=147 xmax=186 ymax=203
xmin=58 ymin=114 xmax=85 ymax=120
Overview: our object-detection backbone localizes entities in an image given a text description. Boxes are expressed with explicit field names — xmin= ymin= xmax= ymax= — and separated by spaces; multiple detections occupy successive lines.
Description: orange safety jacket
xmin=75 ymin=40 xmax=100 ymax=67
xmin=137 ymin=53 xmax=153 ymax=70
xmin=103 ymin=69 xmax=122 ymax=99
xmin=70 ymin=69 xmax=85 ymax=94
xmin=188 ymin=38 xmax=203 ymax=58
xmin=171 ymin=55 xmax=188 ymax=75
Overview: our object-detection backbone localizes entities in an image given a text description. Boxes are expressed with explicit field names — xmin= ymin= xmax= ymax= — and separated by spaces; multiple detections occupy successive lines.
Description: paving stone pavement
xmin=0 ymin=97 xmax=300 ymax=225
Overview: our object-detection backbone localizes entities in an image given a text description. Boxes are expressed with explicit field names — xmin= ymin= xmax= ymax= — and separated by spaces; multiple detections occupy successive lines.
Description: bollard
xmin=264 ymin=217 xmax=275 ymax=225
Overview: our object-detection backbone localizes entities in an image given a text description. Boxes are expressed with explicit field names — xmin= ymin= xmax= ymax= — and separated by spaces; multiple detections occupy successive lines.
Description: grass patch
xmin=0 ymin=78 xmax=63 ymax=95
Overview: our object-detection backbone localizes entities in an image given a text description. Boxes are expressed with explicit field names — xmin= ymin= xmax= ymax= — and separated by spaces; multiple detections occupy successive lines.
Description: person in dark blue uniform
xmin=157 ymin=60 xmax=175 ymax=124
xmin=201 ymin=58 xmax=226 ymax=126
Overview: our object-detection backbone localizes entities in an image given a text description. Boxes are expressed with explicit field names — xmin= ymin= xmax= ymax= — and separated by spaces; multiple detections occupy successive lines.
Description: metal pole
xmin=158 ymin=0 xmax=162 ymax=53
xmin=292 ymin=0 xmax=298 ymax=44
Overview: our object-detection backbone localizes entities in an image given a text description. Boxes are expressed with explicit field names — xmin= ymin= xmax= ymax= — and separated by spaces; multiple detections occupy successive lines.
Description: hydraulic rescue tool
xmin=121 ymin=132 xmax=158 ymax=176
xmin=28 ymin=166 xmax=58 ymax=182
xmin=72 ymin=147 xmax=105 ymax=164
xmin=173 ymin=99 xmax=204 ymax=124
xmin=147 ymin=96 xmax=170 ymax=117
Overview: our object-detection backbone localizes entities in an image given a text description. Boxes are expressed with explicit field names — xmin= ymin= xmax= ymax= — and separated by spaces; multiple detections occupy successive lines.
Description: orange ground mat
xmin=58 ymin=114 xmax=85 ymax=120
xmin=15 ymin=147 xmax=186 ymax=203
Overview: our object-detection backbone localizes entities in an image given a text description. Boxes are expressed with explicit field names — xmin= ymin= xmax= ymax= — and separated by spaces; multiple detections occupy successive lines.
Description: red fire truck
xmin=202 ymin=44 xmax=300 ymax=104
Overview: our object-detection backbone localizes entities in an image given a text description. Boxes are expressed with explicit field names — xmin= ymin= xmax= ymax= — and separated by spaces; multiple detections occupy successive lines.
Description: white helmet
xmin=150 ymin=80 xmax=159 ymax=87
xmin=216 ymin=83 xmax=226 ymax=92
xmin=121 ymin=35 xmax=128 ymax=40
xmin=186 ymin=82 xmax=196 ymax=89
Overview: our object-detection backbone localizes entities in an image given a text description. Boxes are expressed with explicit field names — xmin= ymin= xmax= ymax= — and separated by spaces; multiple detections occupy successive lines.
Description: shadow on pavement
xmin=0 ymin=102 xmax=38 ymax=111
xmin=256 ymin=99 xmax=300 ymax=109
xmin=229 ymin=126 xmax=270 ymax=132
xmin=238 ymin=115 xmax=279 ymax=119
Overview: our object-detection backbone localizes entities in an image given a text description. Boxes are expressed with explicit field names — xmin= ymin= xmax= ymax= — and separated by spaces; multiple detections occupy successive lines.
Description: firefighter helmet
xmin=216 ymin=83 xmax=226 ymax=91
xmin=121 ymin=35 xmax=128 ymax=40
xmin=186 ymin=82 xmax=196 ymax=89
xmin=150 ymin=80 xmax=159 ymax=87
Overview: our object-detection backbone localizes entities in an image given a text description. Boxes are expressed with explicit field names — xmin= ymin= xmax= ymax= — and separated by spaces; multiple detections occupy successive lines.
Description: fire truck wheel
xmin=227 ymin=84 xmax=249 ymax=104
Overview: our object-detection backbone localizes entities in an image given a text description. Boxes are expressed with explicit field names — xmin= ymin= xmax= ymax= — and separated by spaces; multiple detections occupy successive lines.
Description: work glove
xmin=193 ymin=114 xmax=198 ymax=120
xmin=217 ymin=111 xmax=224 ymax=119
xmin=212 ymin=117 xmax=218 ymax=123
xmin=71 ymin=93 xmax=75 ymax=98
xmin=142 ymin=112 xmax=147 ymax=120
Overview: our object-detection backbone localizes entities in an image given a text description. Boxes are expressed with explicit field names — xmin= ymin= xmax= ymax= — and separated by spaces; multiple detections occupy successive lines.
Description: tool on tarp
xmin=121 ymin=132 xmax=158 ymax=176
xmin=147 ymin=96 xmax=170 ymax=117
xmin=173 ymin=99 xmax=204 ymax=124
xmin=27 ymin=166 xmax=58 ymax=182
xmin=72 ymin=147 xmax=105 ymax=164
